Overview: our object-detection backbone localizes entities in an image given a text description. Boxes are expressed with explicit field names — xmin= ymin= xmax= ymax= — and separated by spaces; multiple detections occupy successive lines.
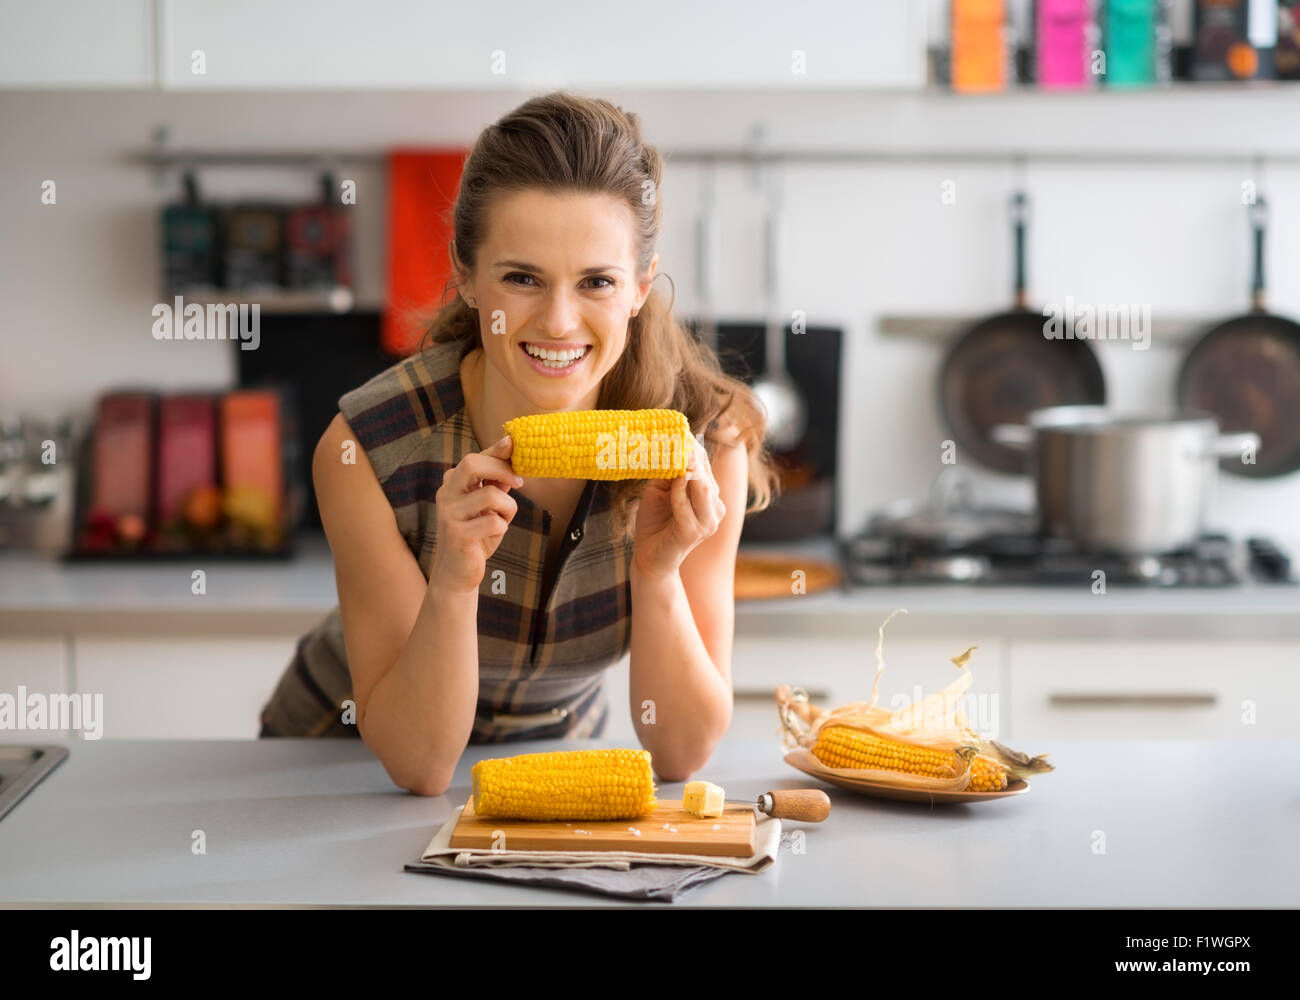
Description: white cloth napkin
xmin=419 ymin=805 xmax=781 ymax=872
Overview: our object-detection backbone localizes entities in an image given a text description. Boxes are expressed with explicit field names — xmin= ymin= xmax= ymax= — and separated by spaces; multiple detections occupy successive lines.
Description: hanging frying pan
xmin=938 ymin=191 xmax=1107 ymax=474
xmin=1177 ymin=196 xmax=1300 ymax=478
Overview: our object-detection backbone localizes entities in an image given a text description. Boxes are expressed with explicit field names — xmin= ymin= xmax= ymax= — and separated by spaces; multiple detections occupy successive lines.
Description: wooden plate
xmin=784 ymin=749 xmax=1029 ymax=804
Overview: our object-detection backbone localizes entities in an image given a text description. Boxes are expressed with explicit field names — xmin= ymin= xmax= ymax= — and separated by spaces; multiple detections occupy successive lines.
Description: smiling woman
xmin=259 ymin=91 xmax=778 ymax=794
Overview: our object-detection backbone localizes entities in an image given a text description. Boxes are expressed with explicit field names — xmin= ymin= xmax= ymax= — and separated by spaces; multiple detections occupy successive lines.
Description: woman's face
xmin=456 ymin=188 xmax=657 ymax=412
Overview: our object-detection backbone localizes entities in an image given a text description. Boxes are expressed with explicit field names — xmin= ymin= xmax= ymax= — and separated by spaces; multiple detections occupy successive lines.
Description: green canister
xmin=1103 ymin=0 xmax=1172 ymax=86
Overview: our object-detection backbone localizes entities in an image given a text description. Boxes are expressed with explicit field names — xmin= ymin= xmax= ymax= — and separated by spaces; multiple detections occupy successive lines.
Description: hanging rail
xmin=128 ymin=147 xmax=1300 ymax=168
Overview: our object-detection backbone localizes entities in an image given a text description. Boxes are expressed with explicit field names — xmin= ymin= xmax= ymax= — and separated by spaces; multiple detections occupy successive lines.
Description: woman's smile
xmin=519 ymin=340 xmax=592 ymax=377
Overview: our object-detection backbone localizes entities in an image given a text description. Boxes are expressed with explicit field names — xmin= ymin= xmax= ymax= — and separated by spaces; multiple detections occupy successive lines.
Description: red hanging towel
xmin=382 ymin=149 xmax=469 ymax=357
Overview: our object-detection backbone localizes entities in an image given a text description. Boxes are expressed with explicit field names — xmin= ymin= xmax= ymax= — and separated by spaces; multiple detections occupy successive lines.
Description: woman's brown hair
xmin=415 ymin=90 xmax=779 ymax=538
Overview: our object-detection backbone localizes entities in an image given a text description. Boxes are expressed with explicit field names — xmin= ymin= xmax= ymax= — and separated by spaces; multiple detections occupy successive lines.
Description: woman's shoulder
xmin=339 ymin=340 xmax=465 ymax=419
xmin=335 ymin=339 xmax=469 ymax=483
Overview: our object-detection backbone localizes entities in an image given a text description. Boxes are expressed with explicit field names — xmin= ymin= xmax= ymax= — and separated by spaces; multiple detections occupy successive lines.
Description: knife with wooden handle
xmin=729 ymin=789 xmax=830 ymax=822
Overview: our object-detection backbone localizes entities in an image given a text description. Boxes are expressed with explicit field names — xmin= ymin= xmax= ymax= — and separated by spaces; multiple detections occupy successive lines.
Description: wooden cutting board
xmin=735 ymin=553 xmax=840 ymax=600
xmin=449 ymin=797 xmax=757 ymax=858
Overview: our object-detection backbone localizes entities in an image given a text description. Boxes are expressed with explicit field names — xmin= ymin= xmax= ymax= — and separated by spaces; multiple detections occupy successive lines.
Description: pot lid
xmin=1024 ymin=405 xmax=1222 ymax=431
xmin=868 ymin=468 xmax=1035 ymax=547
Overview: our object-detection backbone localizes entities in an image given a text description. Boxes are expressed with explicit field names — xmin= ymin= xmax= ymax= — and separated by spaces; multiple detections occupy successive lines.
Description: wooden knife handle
xmin=765 ymin=789 xmax=831 ymax=822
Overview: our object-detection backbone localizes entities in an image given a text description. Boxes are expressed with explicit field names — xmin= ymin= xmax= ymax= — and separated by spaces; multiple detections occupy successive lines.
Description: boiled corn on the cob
xmin=504 ymin=409 xmax=693 ymax=480
xmin=470 ymin=747 xmax=658 ymax=820
xmin=811 ymin=724 xmax=1008 ymax=792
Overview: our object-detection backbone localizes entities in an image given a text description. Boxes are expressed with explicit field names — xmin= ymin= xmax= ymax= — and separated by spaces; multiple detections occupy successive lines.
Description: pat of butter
xmin=683 ymin=780 xmax=725 ymax=818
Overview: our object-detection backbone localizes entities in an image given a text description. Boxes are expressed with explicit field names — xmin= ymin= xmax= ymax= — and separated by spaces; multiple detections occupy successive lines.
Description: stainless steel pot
xmin=992 ymin=406 xmax=1259 ymax=555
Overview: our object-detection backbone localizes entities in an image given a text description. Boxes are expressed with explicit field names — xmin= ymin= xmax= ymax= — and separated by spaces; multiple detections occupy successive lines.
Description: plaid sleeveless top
xmin=259 ymin=340 xmax=634 ymax=742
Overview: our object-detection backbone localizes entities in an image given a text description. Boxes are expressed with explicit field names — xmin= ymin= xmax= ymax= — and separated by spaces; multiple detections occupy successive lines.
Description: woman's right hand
xmin=431 ymin=434 xmax=522 ymax=594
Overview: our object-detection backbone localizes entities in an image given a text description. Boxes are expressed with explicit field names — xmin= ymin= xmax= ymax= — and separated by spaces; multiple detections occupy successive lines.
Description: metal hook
xmin=653 ymin=271 xmax=676 ymax=315
xmin=149 ymin=124 xmax=173 ymax=192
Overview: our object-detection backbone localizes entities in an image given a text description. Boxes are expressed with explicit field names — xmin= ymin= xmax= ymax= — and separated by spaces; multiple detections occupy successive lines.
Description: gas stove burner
xmin=841 ymin=529 xmax=1294 ymax=587
xmin=1129 ymin=556 xmax=1165 ymax=583
xmin=911 ymin=553 xmax=991 ymax=582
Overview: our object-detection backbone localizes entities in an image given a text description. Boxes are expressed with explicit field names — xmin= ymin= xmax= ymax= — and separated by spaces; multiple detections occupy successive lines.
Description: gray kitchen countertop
xmin=1 ymin=533 xmax=1299 ymax=638
xmin=0 ymin=735 xmax=1295 ymax=907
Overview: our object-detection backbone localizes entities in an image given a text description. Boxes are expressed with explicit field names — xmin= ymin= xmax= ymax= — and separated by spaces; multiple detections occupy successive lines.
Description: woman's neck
xmin=459 ymin=346 xmax=599 ymax=448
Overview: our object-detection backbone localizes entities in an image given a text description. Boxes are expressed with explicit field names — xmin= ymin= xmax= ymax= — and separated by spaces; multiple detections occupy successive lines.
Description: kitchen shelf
xmin=62 ymin=544 xmax=295 ymax=564
xmin=878 ymin=313 xmax=1213 ymax=345
xmin=916 ymin=80 xmax=1300 ymax=98
xmin=166 ymin=287 xmax=355 ymax=314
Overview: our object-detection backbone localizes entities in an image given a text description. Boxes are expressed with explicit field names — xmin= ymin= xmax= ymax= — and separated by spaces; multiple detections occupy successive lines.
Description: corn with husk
xmin=777 ymin=609 xmax=1053 ymax=792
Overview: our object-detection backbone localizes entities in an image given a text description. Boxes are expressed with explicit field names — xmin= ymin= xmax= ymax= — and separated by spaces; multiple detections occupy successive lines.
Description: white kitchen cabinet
xmin=724 ymin=633 xmax=1008 ymax=743
xmin=1007 ymin=640 xmax=1300 ymax=742
xmin=601 ymin=633 xmax=1008 ymax=748
xmin=0 ymin=0 xmax=155 ymax=88
xmin=158 ymin=0 xmax=925 ymax=90
xmin=0 ymin=637 xmax=73 ymax=739
xmin=72 ymin=637 xmax=297 ymax=739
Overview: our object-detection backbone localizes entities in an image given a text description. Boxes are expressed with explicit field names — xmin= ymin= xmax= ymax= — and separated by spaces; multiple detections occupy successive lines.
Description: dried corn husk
xmin=777 ymin=608 xmax=1052 ymax=790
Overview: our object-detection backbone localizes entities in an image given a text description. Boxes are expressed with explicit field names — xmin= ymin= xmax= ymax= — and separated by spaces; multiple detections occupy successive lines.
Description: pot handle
xmin=990 ymin=424 xmax=1033 ymax=450
xmin=1201 ymin=431 xmax=1260 ymax=464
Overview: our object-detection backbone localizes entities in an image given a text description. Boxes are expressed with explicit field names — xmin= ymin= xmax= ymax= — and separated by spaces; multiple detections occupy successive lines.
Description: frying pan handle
xmin=1201 ymin=432 xmax=1259 ymax=463
xmin=991 ymin=423 xmax=1033 ymax=450
xmin=1010 ymin=192 xmax=1029 ymax=310
xmin=762 ymin=174 xmax=786 ymax=373
xmin=1249 ymin=196 xmax=1267 ymax=312
xmin=695 ymin=166 xmax=715 ymax=300
xmin=695 ymin=212 xmax=711 ymax=301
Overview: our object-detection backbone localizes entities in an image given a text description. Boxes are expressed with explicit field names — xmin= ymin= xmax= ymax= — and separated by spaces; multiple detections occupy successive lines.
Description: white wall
xmin=2 ymin=88 xmax=1298 ymax=539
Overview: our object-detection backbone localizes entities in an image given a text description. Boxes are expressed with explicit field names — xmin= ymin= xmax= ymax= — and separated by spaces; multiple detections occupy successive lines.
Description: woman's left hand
xmin=632 ymin=433 xmax=727 ymax=579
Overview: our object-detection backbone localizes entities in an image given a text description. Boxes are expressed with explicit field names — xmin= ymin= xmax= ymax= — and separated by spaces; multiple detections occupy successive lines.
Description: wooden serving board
xmin=449 ymin=797 xmax=757 ymax=858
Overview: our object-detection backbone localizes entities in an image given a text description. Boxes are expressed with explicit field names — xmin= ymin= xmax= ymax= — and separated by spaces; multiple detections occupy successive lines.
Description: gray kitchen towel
xmin=402 ymin=857 xmax=729 ymax=901
xmin=402 ymin=803 xmax=782 ymax=901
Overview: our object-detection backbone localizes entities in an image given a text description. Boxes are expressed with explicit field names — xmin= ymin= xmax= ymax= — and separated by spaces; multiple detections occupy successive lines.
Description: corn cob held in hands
xmin=504 ymin=409 xmax=693 ymax=480
xmin=470 ymin=747 xmax=658 ymax=820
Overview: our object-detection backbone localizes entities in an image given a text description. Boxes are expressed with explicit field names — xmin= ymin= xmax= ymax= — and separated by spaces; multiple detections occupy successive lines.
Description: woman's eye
xmin=503 ymin=273 xmax=614 ymax=290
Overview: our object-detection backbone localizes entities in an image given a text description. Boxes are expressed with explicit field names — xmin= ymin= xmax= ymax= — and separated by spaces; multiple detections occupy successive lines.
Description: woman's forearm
xmin=359 ymin=582 xmax=480 ymax=794
xmin=628 ymin=567 xmax=732 ymax=780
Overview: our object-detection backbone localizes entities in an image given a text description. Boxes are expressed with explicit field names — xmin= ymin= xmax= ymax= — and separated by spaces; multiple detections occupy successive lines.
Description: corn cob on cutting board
xmin=449 ymin=797 xmax=758 ymax=858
